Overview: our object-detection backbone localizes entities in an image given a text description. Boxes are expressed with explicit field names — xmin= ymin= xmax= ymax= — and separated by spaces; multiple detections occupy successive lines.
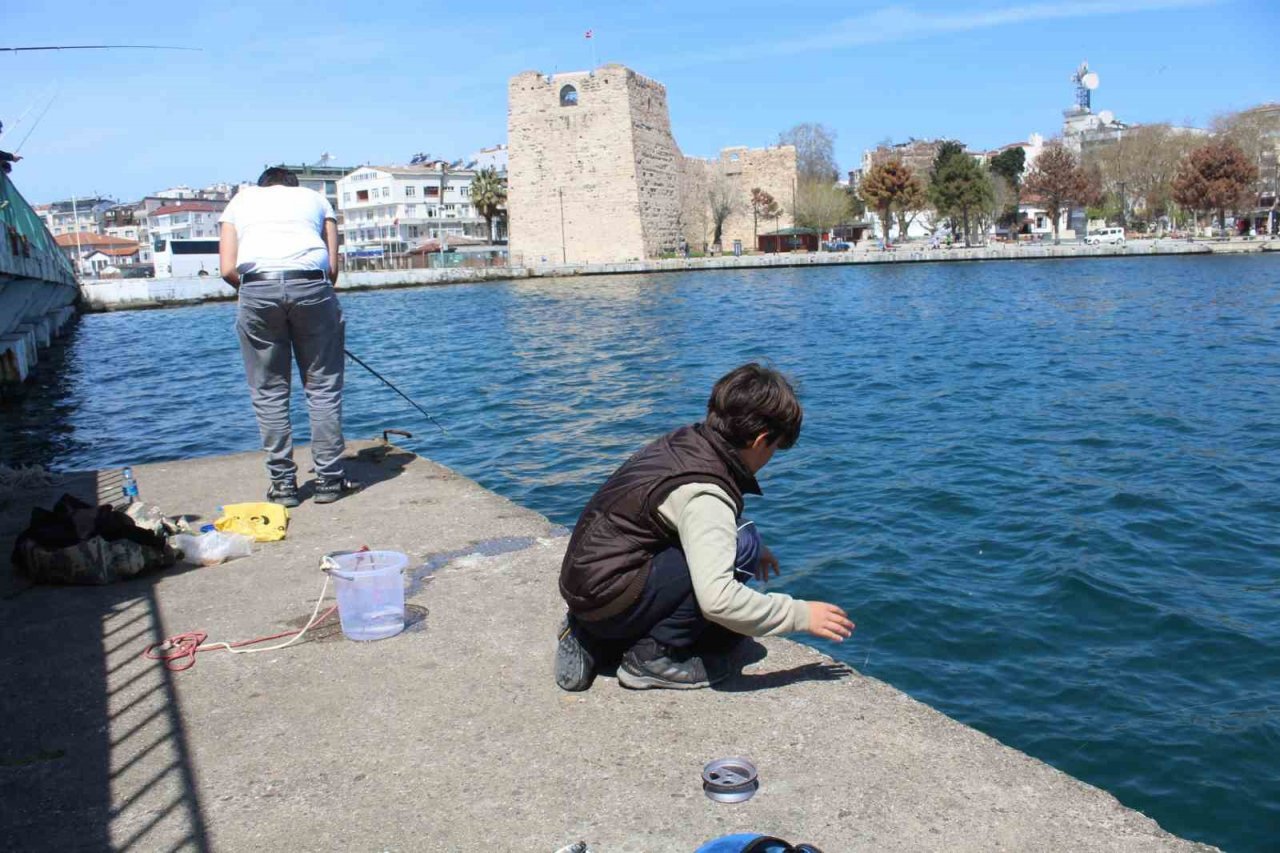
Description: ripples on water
xmin=3 ymin=256 xmax=1278 ymax=851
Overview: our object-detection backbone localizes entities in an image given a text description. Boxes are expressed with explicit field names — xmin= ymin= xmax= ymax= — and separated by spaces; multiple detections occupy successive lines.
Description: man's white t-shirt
xmin=218 ymin=186 xmax=336 ymax=275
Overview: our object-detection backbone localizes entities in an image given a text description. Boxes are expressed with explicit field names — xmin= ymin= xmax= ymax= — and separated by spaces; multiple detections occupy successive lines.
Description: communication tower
xmin=1072 ymin=61 xmax=1099 ymax=112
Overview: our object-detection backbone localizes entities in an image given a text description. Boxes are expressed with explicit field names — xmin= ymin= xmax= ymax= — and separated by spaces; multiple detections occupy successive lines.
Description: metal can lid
xmin=702 ymin=756 xmax=759 ymax=803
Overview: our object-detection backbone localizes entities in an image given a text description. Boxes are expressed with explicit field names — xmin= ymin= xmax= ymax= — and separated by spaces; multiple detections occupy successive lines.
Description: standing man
xmin=219 ymin=166 xmax=358 ymax=506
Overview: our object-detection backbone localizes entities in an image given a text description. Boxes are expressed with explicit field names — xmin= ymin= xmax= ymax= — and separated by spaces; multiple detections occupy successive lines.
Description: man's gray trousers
xmin=236 ymin=278 xmax=346 ymax=483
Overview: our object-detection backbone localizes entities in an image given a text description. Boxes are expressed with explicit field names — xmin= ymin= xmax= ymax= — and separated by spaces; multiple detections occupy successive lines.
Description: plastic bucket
xmin=326 ymin=550 xmax=408 ymax=641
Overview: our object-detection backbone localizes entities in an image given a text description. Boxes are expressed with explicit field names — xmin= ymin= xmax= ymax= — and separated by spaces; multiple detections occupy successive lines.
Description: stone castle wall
xmin=509 ymin=64 xmax=798 ymax=263
xmin=689 ymin=146 xmax=797 ymax=252
xmin=508 ymin=67 xmax=646 ymax=265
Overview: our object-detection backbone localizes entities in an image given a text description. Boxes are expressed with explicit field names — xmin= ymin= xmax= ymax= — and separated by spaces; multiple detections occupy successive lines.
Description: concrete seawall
xmin=0 ymin=443 xmax=1217 ymax=851
xmin=78 ymin=239 xmax=1278 ymax=313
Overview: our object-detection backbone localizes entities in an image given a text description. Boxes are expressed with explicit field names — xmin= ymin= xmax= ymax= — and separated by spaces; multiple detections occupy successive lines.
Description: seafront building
xmin=335 ymin=163 xmax=490 ymax=262
xmin=53 ymin=233 xmax=142 ymax=276
xmin=36 ymin=197 xmax=115 ymax=237
xmin=507 ymin=64 xmax=797 ymax=265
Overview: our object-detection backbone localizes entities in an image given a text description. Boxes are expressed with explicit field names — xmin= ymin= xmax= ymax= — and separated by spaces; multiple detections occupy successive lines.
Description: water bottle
xmin=122 ymin=467 xmax=140 ymax=503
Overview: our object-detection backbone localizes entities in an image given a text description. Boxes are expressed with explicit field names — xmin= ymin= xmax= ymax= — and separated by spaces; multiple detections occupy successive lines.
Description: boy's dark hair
xmin=257 ymin=166 xmax=299 ymax=187
xmin=705 ymin=363 xmax=802 ymax=450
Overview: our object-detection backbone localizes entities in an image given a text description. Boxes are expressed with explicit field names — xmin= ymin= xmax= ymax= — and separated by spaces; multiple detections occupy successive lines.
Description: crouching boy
xmin=555 ymin=363 xmax=854 ymax=691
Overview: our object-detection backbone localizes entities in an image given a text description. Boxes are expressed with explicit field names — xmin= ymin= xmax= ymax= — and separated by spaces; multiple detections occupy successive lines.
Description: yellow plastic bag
xmin=213 ymin=502 xmax=289 ymax=542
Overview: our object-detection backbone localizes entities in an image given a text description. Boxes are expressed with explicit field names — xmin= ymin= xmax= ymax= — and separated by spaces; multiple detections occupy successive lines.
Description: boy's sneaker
xmin=314 ymin=477 xmax=361 ymax=504
xmin=617 ymin=637 xmax=729 ymax=690
xmin=555 ymin=614 xmax=599 ymax=692
xmin=266 ymin=478 xmax=300 ymax=508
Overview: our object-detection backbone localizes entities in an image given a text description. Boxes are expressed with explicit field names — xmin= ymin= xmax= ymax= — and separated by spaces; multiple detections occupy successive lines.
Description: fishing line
xmin=14 ymin=90 xmax=56 ymax=153
xmin=344 ymin=349 xmax=449 ymax=435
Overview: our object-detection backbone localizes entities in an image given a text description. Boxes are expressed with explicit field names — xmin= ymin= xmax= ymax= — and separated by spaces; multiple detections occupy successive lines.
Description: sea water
xmin=3 ymin=255 xmax=1277 ymax=851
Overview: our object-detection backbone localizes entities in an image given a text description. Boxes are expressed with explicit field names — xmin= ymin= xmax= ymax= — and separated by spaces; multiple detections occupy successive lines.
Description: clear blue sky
xmin=3 ymin=0 xmax=1275 ymax=203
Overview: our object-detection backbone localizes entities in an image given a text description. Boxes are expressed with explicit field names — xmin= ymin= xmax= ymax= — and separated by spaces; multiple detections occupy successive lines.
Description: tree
xmin=858 ymin=159 xmax=916 ymax=243
xmin=929 ymin=152 xmax=994 ymax=247
xmin=1172 ymin=138 xmax=1259 ymax=236
xmin=779 ymin=123 xmax=839 ymax=182
xmin=1023 ymin=141 xmax=1093 ymax=244
xmin=989 ymin=146 xmax=1026 ymax=234
xmin=794 ymin=179 xmax=851 ymax=249
xmin=895 ymin=175 xmax=929 ymax=242
xmin=469 ymin=167 xmax=507 ymax=243
xmin=749 ymin=188 xmax=779 ymax=247
xmin=708 ymin=169 xmax=736 ymax=249
xmin=1086 ymin=124 xmax=1199 ymax=231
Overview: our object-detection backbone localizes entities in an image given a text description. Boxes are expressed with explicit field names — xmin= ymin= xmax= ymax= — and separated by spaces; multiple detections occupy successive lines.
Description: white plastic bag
xmin=171 ymin=531 xmax=253 ymax=566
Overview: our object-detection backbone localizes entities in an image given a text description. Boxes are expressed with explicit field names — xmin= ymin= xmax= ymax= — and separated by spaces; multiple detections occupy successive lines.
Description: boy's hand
xmin=806 ymin=602 xmax=855 ymax=642
xmin=756 ymin=545 xmax=780 ymax=581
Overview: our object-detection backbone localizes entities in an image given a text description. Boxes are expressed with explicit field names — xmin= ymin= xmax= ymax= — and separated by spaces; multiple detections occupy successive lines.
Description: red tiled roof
xmin=92 ymin=245 xmax=142 ymax=257
xmin=55 ymin=232 xmax=139 ymax=248
xmin=149 ymin=201 xmax=226 ymax=216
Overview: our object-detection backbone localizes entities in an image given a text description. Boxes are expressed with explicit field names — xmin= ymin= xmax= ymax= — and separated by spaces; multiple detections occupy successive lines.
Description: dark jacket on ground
xmin=559 ymin=423 xmax=761 ymax=621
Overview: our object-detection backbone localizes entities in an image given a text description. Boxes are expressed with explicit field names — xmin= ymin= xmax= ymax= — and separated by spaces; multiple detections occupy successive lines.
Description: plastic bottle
xmin=122 ymin=467 xmax=140 ymax=503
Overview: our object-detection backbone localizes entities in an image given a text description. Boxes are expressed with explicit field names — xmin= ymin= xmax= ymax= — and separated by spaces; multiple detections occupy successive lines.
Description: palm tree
xmin=470 ymin=167 xmax=507 ymax=244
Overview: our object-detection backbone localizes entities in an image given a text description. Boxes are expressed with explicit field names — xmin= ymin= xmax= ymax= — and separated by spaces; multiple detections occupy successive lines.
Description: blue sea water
xmin=3 ymin=255 xmax=1278 ymax=851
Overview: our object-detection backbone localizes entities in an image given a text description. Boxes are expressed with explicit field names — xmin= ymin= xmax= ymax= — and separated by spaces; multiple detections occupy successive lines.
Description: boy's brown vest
xmin=559 ymin=423 xmax=761 ymax=621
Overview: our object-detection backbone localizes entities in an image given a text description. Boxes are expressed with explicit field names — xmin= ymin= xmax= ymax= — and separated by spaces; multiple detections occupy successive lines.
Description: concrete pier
xmin=0 ymin=443 xmax=1217 ymax=851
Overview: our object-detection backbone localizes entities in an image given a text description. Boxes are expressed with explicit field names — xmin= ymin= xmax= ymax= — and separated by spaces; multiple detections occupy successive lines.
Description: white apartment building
xmin=146 ymin=200 xmax=227 ymax=244
xmin=336 ymin=163 xmax=487 ymax=258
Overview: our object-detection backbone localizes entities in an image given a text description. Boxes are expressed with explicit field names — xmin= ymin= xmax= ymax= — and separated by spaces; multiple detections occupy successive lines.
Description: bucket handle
xmin=320 ymin=553 xmax=404 ymax=581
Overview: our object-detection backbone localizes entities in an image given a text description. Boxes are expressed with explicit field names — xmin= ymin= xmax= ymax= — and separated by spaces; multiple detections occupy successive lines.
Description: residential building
xmin=336 ymin=163 xmax=488 ymax=260
xmin=102 ymin=203 xmax=153 ymax=264
xmin=470 ymin=144 xmax=509 ymax=173
xmin=152 ymin=183 xmax=235 ymax=201
xmin=146 ymin=199 xmax=227 ymax=245
xmin=278 ymin=161 xmax=357 ymax=213
xmin=37 ymin=197 xmax=115 ymax=236
xmin=54 ymin=232 xmax=141 ymax=275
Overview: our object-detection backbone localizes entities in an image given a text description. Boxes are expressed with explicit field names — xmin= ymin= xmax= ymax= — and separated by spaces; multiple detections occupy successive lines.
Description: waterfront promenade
xmin=77 ymin=238 xmax=1277 ymax=312
xmin=0 ymin=442 xmax=1216 ymax=851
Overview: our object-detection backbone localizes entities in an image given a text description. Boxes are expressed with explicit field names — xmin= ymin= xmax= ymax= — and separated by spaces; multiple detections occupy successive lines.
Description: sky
xmin=3 ymin=0 xmax=1276 ymax=204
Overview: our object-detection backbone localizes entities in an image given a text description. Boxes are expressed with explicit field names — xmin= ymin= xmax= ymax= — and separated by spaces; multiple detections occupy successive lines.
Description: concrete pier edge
xmin=0 ymin=442 xmax=1219 ymax=851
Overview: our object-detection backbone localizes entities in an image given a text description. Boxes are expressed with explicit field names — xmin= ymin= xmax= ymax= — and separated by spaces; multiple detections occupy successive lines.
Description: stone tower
xmin=508 ymin=65 xmax=683 ymax=265
xmin=508 ymin=64 xmax=797 ymax=265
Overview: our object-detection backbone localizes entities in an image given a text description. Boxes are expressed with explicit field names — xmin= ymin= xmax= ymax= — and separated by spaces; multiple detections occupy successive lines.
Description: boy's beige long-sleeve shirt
xmin=655 ymin=482 xmax=810 ymax=636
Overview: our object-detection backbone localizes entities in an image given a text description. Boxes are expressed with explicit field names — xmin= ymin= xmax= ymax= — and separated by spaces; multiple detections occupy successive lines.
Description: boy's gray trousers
xmin=236 ymin=278 xmax=346 ymax=484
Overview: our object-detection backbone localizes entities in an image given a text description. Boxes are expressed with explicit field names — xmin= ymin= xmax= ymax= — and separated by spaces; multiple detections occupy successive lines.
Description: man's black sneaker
xmin=314 ymin=477 xmax=361 ymax=504
xmin=266 ymin=478 xmax=300 ymax=508
xmin=617 ymin=637 xmax=729 ymax=690
xmin=555 ymin=614 xmax=598 ymax=692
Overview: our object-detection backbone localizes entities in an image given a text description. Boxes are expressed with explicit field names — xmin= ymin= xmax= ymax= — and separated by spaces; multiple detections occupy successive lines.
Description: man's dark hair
xmin=705 ymin=363 xmax=802 ymax=449
xmin=257 ymin=166 xmax=299 ymax=187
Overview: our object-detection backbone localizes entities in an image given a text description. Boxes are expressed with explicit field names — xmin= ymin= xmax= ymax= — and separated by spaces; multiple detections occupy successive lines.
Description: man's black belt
xmin=241 ymin=269 xmax=327 ymax=284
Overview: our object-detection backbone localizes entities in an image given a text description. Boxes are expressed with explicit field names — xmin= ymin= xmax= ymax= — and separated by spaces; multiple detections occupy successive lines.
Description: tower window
xmin=560 ymin=85 xmax=579 ymax=107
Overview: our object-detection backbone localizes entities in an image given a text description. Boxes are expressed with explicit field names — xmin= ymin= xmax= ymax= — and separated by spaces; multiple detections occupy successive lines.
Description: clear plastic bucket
xmin=326 ymin=550 xmax=408 ymax=641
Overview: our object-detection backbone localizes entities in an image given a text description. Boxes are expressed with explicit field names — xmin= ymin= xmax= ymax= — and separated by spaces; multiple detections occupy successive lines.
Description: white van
xmin=1087 ymin=227 xmax=1126 ymax=245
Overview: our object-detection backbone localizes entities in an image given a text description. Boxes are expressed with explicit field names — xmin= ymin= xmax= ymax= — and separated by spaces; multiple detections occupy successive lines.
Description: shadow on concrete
xmin=0 ymin=470 xmax=212 ymax=852
xmin=716 ymin=661 xmax=855 ymax=693
xmin=295 ymin=441 xmax=416 ymax=503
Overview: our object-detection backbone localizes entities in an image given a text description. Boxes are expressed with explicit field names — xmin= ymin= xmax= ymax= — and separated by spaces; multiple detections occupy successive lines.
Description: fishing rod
xmin=344 ymin=349 xmax=449 ymax=435
xmin=0 ymin=45 xmax=202 ymax=52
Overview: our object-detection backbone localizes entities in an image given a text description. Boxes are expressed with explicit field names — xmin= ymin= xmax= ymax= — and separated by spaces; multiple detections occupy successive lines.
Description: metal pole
xmin=559 ymin=187 xmax=567 ymax=264
xmin=71 ymin=194 xmax=83 ymax=277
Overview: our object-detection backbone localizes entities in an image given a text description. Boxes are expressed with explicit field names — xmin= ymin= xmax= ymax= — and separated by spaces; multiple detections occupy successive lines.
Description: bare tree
xmin=708 ymin=169 xmax=737 ymax=249
xmin=795 ymin=179 xmax=851 ymax=250
xmin=1023 ymin=141 xmax=1093 ymax=244
xmin=779 ymin=123 xmax=839 ymax=182
xmin=750 ymin=187 xmax=779 ymax=248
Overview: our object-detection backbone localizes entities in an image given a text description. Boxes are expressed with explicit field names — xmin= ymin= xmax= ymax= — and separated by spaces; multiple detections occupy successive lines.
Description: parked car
xmin=1086 ymin=227 xmax=1126 ymax=245
xmin=822 ymin=241 xmax=851 ymax=252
